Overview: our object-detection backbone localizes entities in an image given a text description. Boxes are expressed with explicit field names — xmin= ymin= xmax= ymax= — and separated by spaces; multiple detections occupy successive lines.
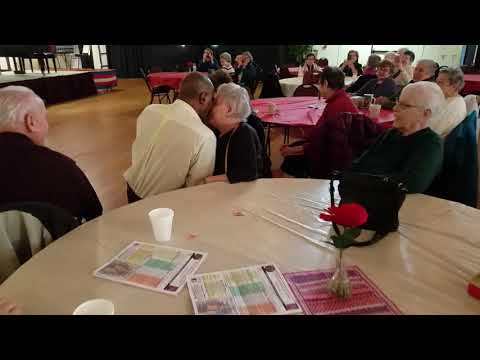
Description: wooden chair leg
xmin=150 ymin=93 xmax=154 ymax=104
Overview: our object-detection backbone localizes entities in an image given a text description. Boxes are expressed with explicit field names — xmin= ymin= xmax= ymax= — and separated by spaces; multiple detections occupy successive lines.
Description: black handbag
xmin=329 ymin=171 xmax=408 ymax=246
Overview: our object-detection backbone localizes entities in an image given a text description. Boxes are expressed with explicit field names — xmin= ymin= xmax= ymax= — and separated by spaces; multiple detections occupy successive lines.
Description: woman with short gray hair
xmin=431 ymin=67 xmax=467 ymax=137
xmin=205 ymin=83 xmax=264 ymax=183
xmin=219 ymin=52 xmax=235 ymax=75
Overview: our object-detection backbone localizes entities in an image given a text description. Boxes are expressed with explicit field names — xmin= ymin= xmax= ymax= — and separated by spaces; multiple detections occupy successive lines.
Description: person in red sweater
xmin=279 ymin=67 xmax=359 ymax=178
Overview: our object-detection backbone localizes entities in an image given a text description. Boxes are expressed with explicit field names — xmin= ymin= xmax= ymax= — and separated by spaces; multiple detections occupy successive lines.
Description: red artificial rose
xmin=319 ymin=203 xmax=368 ymax=227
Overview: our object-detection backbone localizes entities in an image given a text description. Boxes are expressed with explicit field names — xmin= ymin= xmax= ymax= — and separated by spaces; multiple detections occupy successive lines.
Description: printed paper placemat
xmin=94 ymin=241 xmax=206 ymax=296
xmin=187 ymin=263 xmax=302 ymax=315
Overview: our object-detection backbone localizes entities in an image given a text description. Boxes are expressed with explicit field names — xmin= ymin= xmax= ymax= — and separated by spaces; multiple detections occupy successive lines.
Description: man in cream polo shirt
xmin=124 ymin=72 xmax=216 ymax=202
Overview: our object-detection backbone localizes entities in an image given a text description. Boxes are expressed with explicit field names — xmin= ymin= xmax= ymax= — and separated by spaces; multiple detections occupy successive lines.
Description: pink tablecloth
xmin=462 ymin=74 xmax=480 ymax=95
xmin=251 ymin=97 xmax=322 ymax=126
xmin=251 ymin=96 xmax=395 ymax=128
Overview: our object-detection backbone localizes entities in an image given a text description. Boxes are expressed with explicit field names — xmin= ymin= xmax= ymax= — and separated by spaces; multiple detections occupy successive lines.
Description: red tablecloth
xmin=147 ymin=72 xmax=189 ymax=89
xmin=462 ymin=74 xmax=480 ymax=95
xmin=251 ymin=97 xmax=395 ymax=128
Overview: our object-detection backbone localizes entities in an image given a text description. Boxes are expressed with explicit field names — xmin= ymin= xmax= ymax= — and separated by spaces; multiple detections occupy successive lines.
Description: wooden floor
xmin=46 ymin=79 xmax=295 ymax=212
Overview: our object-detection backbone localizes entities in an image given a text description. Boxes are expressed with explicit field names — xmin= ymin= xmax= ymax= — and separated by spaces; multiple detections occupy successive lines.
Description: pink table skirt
xmin=462 ymin=74 xmax=480 ymax=95
xmin=251 ymin=96 xmax=395 ymax=128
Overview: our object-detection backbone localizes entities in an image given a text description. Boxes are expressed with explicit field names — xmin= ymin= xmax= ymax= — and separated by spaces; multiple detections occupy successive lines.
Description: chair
xmin=293 ymin=84 xmax=319 ymax=97
xmin=279 ymin=66 xmax=294 ymax=79
xmin=0 ymin=202 xmax=79 ymax=284
xmin=464 ymin=94 xmax=479 ymax=139
xmin=305 ymin=112 xmax=386 ymax=179
xmin=426 ymin=111 xmax=478 ymax=208
xmin=139 ymin=67 xmax=174 ymax=104
xmin=259 ymin=72 xmax=284 ymax=98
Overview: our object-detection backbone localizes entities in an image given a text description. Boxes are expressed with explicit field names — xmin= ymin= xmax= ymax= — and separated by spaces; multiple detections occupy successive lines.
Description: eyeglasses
xmin=394 ymin=101 xmax=425 ymax=111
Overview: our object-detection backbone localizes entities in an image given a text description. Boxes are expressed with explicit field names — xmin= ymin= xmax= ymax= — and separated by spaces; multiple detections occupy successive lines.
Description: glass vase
xmin=327 ymin=248 xmax=352 ymax=299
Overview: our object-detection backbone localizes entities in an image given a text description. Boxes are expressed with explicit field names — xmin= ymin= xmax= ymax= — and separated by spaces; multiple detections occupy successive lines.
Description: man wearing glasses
xmin=350 ymin=81 xmax=445 ymax=194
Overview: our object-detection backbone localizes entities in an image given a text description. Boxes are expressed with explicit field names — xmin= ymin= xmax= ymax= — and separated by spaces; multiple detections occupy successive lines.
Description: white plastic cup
xmin=73 ymin=299 xmax=115 ymax=315
xmin=369 ymin=103 xmax=382 ymax=119
xmin=148 ymin=208 xmax=174 ymax=242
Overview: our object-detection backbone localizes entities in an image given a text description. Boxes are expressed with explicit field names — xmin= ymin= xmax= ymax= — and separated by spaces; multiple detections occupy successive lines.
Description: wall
xmin=313 ymin=45 xmax=465 ymax=68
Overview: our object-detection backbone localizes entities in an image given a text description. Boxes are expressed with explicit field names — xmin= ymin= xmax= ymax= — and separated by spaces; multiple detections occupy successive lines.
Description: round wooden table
xmin=1 ymin=179 xmax=479 ymax=314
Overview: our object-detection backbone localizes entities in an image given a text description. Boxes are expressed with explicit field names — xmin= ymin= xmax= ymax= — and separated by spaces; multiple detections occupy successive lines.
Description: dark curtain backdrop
xmin=107 ymin=45 xmax=289 ymax=78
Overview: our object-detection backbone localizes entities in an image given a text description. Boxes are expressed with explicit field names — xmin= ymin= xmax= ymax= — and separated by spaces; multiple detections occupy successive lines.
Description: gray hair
xmin=367 ymin=54 xmax=381 ymax=68
xmin=219 ymin=52 xmax=232 ymax=63
xmin=242 ymin=51 xmax=253 ymax=62
xmin=384 ymin=52 xmax=396 ymax=62
xmin=401 ymin=81 xmax=446 ymax=118
xmin=216 ymin=83 xmax=251 ymax=121
xmin=0 ymin=86 xmax=45 ymax=128
xmin=438 ymin=67 xmax=465 ymax=92
xmin=416 ymin=59 xmax=437 ymax=78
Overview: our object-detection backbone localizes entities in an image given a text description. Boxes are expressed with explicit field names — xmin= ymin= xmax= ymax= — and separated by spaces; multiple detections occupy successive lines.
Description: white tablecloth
xmin=0 ymin=179 xmax=479 ymax=314
xmin=280 ymin=76 xmax=355 ymax=97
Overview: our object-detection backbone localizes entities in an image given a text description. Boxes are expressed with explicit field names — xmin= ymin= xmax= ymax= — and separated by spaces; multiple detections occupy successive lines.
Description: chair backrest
xmin=464 ymin=94 xmax=479 ymax=139
xmin=426 ymin=111 xmax=478 ymax=207
xmin=293 ymin=84 xmax=319 ymax=97
xmin=279 ymin=66 xmax=293 ymax=79
xmin=0 ymin=202 xmax=79 ymax=284
xmin=139 ymin=67 xmax=152 ymax=91
xmin=305 ymin=112 xmax=386 ymax=179
xmin=259 ymin=73 xmax=284 ymax=98
xmin=246 ymin=113 xmax=272 ymax=178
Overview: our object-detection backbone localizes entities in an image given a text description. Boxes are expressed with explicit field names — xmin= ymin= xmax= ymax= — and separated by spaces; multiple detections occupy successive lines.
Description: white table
xmin=1 ymin=179 xmax=479 ymax=314
xmin=279 ymin=76 xmax=355 ymax=97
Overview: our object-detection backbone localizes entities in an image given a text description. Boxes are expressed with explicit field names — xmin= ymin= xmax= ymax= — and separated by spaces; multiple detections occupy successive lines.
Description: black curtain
xmin=107 ymin=45 xmax=288 ymax=78
xmin=107 ymin=45 xmax=145 ymax=78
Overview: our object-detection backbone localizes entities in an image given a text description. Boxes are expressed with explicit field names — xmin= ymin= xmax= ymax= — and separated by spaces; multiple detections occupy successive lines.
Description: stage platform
xmin=0 ymin=69 xmax=116 ymax=105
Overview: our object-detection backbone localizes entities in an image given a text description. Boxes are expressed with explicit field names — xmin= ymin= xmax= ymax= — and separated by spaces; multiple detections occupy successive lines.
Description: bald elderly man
xmin=0 ymin=86 xmax=102 ymax=221
xmin=351 ymin=81 xmax=444 ymax=193
xmin=124 ymin=72 xmax=216 ymax=202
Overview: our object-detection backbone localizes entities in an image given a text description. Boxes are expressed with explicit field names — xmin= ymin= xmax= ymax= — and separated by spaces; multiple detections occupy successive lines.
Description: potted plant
xmin=287 ymin=45 xmax=316 ymax=65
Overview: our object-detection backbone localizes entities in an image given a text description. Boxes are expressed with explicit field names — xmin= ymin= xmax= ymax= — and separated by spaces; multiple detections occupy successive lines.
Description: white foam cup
xmin=148 ymin=208 xmax=174 ymax=242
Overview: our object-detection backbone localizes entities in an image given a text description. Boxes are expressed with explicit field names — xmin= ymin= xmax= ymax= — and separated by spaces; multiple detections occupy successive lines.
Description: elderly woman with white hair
xmin=205 ymin=83 xmax=264 ymax=184
xmin=350 ymin=81 xmax=445 ymax=193
xmin=431 ymin=67 xmax=467 ymax=137
xmin=219 ymin=52 xmax=235 ymax=75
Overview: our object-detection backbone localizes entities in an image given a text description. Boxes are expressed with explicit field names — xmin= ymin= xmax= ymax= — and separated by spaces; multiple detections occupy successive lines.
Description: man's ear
xmin=24 ymin=113 xmax=37 ymax=132
xmin=198 ymin=92 xmax=207 ymax=105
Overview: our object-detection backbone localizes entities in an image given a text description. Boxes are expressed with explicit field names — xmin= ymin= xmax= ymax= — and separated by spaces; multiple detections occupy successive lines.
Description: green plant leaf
xmin=343 ymin=227 xmax=361 ymax=240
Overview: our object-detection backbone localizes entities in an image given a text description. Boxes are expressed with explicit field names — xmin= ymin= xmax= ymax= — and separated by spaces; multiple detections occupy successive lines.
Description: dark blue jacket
xmin=426 ymin=111 xmax=478 ymax=207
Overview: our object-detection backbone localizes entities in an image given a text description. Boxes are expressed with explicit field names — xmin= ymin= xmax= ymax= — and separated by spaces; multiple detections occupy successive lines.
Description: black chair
xmin=140 ymin=67 xmax=174 ymax=104
xmin=293 ymin=84 xmax=319 ymax=97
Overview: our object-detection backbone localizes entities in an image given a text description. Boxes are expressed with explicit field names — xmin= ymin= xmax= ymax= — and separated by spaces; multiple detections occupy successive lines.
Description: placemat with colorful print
xmin=283 ymin=266 xmax=402 ymax=315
